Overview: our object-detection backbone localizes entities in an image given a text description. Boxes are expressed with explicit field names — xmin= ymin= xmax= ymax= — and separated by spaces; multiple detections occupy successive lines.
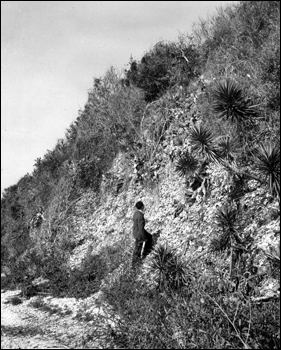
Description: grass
xmin=98 ymin=252 xmax=280 ymax=349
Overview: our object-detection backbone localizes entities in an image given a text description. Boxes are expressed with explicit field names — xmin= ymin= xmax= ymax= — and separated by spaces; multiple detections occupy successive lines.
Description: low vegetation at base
xmin=100 ymin=247 xmax=280 ymax=349
xmin=1 ymin=1 xmax=280 ymax=349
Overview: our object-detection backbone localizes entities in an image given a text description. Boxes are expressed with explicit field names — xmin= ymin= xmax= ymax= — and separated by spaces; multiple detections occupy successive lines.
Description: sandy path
xmin=1 ymin=289 xmax=112 ymax=349
xmin=1 ymin=290 xmax=71 ymax=349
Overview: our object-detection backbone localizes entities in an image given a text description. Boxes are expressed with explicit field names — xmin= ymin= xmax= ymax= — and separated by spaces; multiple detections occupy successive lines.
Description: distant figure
xmin=132 ymin=201 xmax=152 ymax=267
xmin=30 ymin=207 xmax=45 ymax=229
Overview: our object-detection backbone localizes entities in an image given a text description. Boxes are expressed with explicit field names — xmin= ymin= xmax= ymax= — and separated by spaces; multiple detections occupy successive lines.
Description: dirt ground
xmin=1 ymin=289 xmax=112 ymax=349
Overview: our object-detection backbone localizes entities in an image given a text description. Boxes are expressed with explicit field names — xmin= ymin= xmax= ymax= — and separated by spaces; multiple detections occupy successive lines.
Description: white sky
xmin=1 ymin=1 xmax=237 ymax=194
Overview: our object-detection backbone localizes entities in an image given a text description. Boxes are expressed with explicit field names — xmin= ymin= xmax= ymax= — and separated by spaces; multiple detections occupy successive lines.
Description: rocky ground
xmin=1 ymin=289 xmax=117 ymax=349
xmin=1 ymin=153 xmax=279 ymax=350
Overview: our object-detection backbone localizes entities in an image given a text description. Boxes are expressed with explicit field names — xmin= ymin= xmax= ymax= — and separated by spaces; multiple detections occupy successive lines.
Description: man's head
xmin=135 ymin=201 xmax=144 ymax=210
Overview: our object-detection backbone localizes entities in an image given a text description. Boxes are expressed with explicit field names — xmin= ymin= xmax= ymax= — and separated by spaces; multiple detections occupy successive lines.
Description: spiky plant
xmin=215 ymin=207 xmax=237 ymax=231
xmin=149 ymin=244 xmax=188 ymax=292
xmin=213 ymin=206 xmax=240 ymax=276
xmin=228 ymin=174 xmax=247 ymax=206
xmin=210 ymin=231 xmax=231 ymax=252
xmin=216 ymin=134 xmax=241 ymax=161
xmin=212 ymin=79 xmax=257 ymax=123
xmin=175 ymin=151 xmax=199 ymax=178
xmin=254 ymin=141 xmax=280 ymax=199
xmin=215 ymin=206 xmax=237 ymax=232
xmin=189 ymin=124 xmax=219 ymax=162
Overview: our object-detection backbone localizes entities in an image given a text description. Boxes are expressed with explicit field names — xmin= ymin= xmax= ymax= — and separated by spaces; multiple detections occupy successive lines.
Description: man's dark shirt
xmin=133 ymin=210 xmax=147 ymax=241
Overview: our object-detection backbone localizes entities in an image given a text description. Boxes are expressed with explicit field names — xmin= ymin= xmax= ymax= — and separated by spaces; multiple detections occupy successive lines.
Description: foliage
xmin=215 ymin=206 xmax=237 ymax=232
xmin=74 ymin=157 xmax=102 ymax=190
xmin=100 ymin=249 xmax=280 ymax=349
xmin=126 ymin=40 xmax=200 ymax=101
xmin=28 ymin=296 xmax=48 ymax=309
xmin=189 ymin=124 xmax=219 ymax=162
xmin=1 ymin=2 xmax=280 ymax=348
xmin=254 ymin=141 xmax=280 ymax=199
xmin=211 ymin=206 xmax=239 ymax=251
xmin=216 ymin=134 xmax=241 ymax=161
xmin=212 ymin=78 xmax=257 ymax=124
xmin=9 ymin=296 xmax=23 ymax=305
xmin=101 ymin=265 xmax=178 ymax=349
xmin=148 ymin=244 xmax=189 ymax=292
xmin=175 ymin=151 xmax=199 ymax=178
xmin=66 ymin=253 xmax=108 ymax=298
xmin=193 ymin=1 xmax=280 ymax=114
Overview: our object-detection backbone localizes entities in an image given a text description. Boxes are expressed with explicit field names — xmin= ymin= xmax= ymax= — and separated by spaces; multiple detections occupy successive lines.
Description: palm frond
xmin=255 ymin=142 xmax=280 ymax=198
xmin=212 ymin=79 xmax=257 ymax=123
xmin=175 ymin=151 xmax=199 ymax=178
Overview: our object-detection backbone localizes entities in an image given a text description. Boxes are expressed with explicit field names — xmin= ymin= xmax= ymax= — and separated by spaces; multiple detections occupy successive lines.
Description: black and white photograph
xmin=1 ymin=1 xmax=280 ymax=349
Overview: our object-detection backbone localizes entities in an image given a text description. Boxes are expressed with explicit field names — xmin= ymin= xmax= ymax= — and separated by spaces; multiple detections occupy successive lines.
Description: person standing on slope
xmin=132 ymin=201 xmax=152 ymax=268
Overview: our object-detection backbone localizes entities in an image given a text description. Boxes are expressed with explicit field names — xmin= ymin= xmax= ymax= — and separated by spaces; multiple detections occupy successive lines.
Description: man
xmin=132 ymin=201 xmax=152 ymax=267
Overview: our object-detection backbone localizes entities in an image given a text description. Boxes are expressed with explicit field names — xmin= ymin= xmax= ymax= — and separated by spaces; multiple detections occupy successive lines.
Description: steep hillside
xmin=66 ymin=85 xmax=280 ymax=293
xmin=1 ymin=1 xmax=280 ymax=349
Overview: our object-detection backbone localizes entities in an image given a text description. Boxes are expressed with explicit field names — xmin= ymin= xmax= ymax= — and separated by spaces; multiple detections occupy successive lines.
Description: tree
xmin=126 ymin=40 xmax=200 ymax=102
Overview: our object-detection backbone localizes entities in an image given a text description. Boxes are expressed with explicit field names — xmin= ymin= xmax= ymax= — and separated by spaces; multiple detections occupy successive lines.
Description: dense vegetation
xmin=1 ymin=1 xmax=280 ymax=349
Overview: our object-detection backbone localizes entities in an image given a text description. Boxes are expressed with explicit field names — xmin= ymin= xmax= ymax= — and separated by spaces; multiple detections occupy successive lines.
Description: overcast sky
xmin=1 ymin=1 xmax=237 ymax=195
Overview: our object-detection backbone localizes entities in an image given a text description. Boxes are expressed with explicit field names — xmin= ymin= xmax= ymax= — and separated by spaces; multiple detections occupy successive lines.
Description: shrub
xmin=9 ymin=296 xmax=23 ymax=305
xmin=101 ymin=265 xmax=178 ymax=349
xmin=148 ymin=244 xmax=189 ymax=292
xmin=28 ymin=296 xmax=45 ymax=309
xmin=126 ymin=40 xmax=200 ymax=102
xmin=100 ymin=246 xmax=280 ymax=349
xmin=74 ymin=157 xmax=102 ymax=190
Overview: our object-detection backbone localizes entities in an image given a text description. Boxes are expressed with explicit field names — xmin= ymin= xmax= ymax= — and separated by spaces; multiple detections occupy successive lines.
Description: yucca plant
xmin=175 ymin=151 xmax=199 ymax=178
xmin=212 ymin=79 xmax=257 ymax=124
xmin=189 ymin=124 xmax=220 ymax=162
xmin=216 ymin=134 xmax=241 ymax=161
xmin=213 ymin=206 xmax=241 ymax=276
xmin=215 ymin=206 xmax=237 ymax=231
xmin=149 ymin=244 xmax=188 ymax=292
xmin=254 ymin=141 xmax=280 ymax=199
